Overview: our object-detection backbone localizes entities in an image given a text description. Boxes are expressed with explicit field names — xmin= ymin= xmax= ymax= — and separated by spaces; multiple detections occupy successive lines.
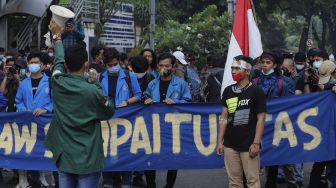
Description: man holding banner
xmin=217 ymin=55 xmax=266 ymax=188
xmin=144 ymin=53 xmax=191 ymax=188
xmin=45 ymin=20 xmax=115 ymax=188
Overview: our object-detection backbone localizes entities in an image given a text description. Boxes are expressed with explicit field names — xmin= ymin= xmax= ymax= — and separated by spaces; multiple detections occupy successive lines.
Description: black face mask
xmin=160 ymin=68 xmax=172 ymax=78
xmin=282 ymin=68 xmax=291 ymax=77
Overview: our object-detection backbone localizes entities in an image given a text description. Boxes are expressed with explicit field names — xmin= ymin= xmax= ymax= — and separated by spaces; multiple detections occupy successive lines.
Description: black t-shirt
xmin=160 ymin=79 xmax=171 ymax=102
xmin=89 ymin=63 xmax=106 ymax=74
xmin=31 ymin=77 xmax=42 ymax=97
xmin=138 ymin=73 xmax=153 ymax=93
xmin=221 ymin=83 xmax=266 ymax=151
xmin=108 ymin=74 xmax=118 ymax=101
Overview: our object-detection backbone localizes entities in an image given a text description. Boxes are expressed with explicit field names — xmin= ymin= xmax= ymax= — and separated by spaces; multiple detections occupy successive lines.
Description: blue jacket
xmin=15 ymin=74 xmax=53 ymax=112
xmin=0 ymin=92 xmax=7 ymax=111
xmin=281 ymin=76 xmax=295 ymax=95
xmin=100 ymin=70 xmax=141 ymax=107
xmin=252 ymin=73 xmax=291 ymax=99
xmin=145 ymin=75 xmax=191 ymax=103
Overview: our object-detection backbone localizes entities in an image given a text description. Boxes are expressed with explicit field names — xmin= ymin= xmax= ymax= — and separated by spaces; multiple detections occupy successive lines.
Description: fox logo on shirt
xmin=238 ymin=99 xmax=250 ymax=107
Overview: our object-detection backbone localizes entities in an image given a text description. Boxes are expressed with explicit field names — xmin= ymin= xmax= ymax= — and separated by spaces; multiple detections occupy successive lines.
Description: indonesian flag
xmin=220 ymin=0 xmax=263 ymax=94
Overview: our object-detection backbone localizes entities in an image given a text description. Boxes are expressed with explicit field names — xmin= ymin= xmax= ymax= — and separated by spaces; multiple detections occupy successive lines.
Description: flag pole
xmin=250 ymin=0 xmax=258 ymax=27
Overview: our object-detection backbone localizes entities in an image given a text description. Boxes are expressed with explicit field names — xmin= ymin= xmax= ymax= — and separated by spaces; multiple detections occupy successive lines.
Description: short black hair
xmin=15 ymin=59 xmax=27 ymax=69
xmin=27 ymin=52 xmax=42 ymax=62
xmin=120 ymin=53 xmax=128 ymax=62
xmin=140 ymin=48 xmax=157 ymax=69
xmin=307 ymin=48 xmax=320 ymax=59
xmin=234 ymin=55 xmax=253 ymax=65
xmin=40 ymin=52 xmax=53 ymax=65
xmin=18 ymin=49 xmax=25 ymax=56
xmin=294 ymin=52 xmax=306 ymax=62
xmin=0 ymin=47 xmax=5 ymax=53
xmin=131 ymin=56 xmax=149 ymax=73
xmin=6 ymin=58 xmax=15 ymax=64
xmin=316 ymin=50 xmax=329 ymax=60
xmin=103 ymin=47 xmax=119 ymax=64
xmin=90 ymin=46 xmax=103 ymax=60
xmin=65 ymin=42 xmax=88 ymax=72
xmin=208 ymin=55 xmax=225 ymax=68
xmin=157 ymin=53 xmax=176 ymax=66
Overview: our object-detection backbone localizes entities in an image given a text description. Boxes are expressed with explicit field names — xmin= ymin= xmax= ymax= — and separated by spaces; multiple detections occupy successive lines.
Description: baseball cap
xmin=318 ymin=60 xmax=336 ymax=84
xmin=172 ymin=51 xmax=188 ymax=65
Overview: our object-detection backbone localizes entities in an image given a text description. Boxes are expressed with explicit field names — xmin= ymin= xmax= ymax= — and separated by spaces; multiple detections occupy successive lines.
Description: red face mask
xmin=232 ymin=72 xmax=243 ymax=82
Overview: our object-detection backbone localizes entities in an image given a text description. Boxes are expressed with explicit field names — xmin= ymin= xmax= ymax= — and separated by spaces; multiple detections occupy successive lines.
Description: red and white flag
xmin=221 ymin=0 xmax=263 ymax=93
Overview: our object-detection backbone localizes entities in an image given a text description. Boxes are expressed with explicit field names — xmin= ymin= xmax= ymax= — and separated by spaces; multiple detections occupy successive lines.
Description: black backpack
xmin=203 ymin=71 xmax=223 ymax=103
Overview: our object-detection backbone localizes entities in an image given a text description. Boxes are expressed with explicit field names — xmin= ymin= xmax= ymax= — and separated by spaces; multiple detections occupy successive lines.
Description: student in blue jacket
xmin=15 ymin=52 xmax=52 ymax=114
xmin=99 ymin=47 xmax=141 ymax=108
xmin=99 ymin=47 xmax=141 ymax=188
xmin=144 ymin=53 xmax=191 ymax=188
xmin=15 ymin=52 xmax=52 ymax=188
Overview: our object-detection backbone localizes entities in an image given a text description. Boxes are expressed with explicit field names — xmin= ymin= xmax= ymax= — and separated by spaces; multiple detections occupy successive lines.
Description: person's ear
xmin=84 ymin=61 xmax=89 ymax=71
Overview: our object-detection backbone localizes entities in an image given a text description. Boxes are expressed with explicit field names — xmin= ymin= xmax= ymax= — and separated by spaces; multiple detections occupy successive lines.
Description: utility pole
xmin=149 ymin=0 xmax=155 ymax=50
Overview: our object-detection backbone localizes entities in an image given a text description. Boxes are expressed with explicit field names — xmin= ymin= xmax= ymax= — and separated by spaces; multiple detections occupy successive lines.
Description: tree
xmin=154 ymin=5 xmax=232 ymax=65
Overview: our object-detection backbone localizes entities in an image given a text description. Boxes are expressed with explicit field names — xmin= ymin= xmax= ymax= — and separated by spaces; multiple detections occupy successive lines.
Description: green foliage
xmin=154 ymin=5 xmax=232 ymax=65
xmin=259 ymin=12 xmax=304 ymax=51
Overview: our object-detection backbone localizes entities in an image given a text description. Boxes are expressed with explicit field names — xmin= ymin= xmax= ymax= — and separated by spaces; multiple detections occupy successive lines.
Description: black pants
xmin=309 ymin=161 xmax=328 ymax=188
xmin=265 ymin=165 xmax=278 ymax=188
xmin=145 ymin=170 xmax=177 ymax=188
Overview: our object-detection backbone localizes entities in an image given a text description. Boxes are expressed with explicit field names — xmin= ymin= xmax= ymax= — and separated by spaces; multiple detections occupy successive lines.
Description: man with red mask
xmin=216 ymin=55 xmax=266 ymax=188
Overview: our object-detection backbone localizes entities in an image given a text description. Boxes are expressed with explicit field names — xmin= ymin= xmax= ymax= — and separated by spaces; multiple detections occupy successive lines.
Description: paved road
xmin=0 ymin=164 xmax=312 ymax=188
xmin=0 ymin=165 xmax=313 ymax=188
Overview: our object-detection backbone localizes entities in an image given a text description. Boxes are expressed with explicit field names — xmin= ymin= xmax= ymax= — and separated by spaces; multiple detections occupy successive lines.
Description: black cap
xmin=294 ymin=52 xmax=306 ymax=62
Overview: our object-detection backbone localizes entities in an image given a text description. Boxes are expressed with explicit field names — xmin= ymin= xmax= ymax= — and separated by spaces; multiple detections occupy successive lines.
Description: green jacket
xmin=44 ymin=41 xmax=115 ymax=174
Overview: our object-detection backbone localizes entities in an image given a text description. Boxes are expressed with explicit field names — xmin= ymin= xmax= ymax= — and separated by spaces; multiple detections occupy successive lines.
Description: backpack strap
xmin=124 ymin=70 xmax=133 ymax=98
xmin=277 ymin=79 xmax=283 ymax=96
xmin=99 ymin=72 xmax=104 ymax=83
xmin=48 ymin=77 xmax=52 ymax=99
xmin=212 ymin=72 xmax=223 ymax=87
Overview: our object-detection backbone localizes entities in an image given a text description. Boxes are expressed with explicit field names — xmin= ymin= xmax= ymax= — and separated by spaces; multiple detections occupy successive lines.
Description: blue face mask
xmin=28 ymin=64 xmax=41 ymax=73
xmin=108 ymin=64 xmax=121 ymax=74
xmin=313 ymin=60 xmax=322 ymax=69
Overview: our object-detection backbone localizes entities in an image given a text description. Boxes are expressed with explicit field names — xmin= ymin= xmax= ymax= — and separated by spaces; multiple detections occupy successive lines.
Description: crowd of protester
xmin=0 ymin=34 xmax=336 ymax=188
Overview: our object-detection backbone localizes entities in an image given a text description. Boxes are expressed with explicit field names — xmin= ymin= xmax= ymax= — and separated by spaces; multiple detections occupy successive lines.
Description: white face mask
xmin=136 ymin=72 xmax=146 ymax=79
xmin=313 ymin=60 xmax=323 ymax=69
xmin=295 ymin=64 xmax=305 ymax=71
xmin=262 ymin=68 xmax=274 ymax=75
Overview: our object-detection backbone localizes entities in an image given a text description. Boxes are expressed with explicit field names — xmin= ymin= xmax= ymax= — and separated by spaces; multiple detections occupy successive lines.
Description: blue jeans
xmin=58 ymin=171 xmax=101 ymax=188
